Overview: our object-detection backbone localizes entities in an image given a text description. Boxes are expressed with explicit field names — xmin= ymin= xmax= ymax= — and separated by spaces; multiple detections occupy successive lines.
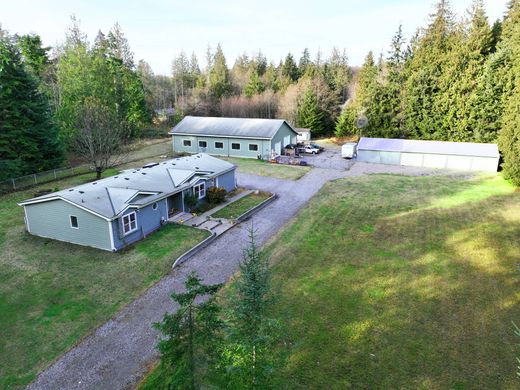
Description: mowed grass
xmin=221 ymin=157 xmax=310 ymax=180
xmin=0 ymin=171 xmax=210 ymax=389
xmin=212 ymin=191 xmax=272 ymax=219
xmin=266 ymin=174 xmax=520 ymax=389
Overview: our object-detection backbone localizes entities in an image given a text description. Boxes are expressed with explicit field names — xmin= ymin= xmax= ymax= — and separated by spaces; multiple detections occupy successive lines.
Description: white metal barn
xmin=356 ymin=137 xmax=500 ymax=173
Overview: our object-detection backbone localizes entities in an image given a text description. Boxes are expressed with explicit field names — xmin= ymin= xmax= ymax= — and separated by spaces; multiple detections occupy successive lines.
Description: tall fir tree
xmin=154 ymin=272 xmax=223 ymax=390
xmin=297 ymin=87 xmax=326 ymax=136
xmin=0 ymin=33 xmax=63 ymax=179
xmin=209 ymin=43 xmax=232 ymax=99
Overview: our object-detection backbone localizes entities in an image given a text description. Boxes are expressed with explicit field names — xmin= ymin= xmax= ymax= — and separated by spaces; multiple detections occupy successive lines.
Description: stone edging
xmin=236 ymin=193 xmax=277 ymax=223
xmin=172 ymin=228 xmax=217 ymax=268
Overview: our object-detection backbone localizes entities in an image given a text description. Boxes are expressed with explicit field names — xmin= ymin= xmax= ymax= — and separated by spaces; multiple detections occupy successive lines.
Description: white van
xmin=341 ymin=142 xmax=357 ymax=159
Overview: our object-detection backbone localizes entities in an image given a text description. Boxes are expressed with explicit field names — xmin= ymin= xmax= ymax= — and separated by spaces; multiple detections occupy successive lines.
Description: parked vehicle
xmin=309 ymin=143 xmax=324 ymax=151
xmin=342 ymin=142 xmax=357 ymax=159
xmin=303 ymin=145 xmax=321 ymax=154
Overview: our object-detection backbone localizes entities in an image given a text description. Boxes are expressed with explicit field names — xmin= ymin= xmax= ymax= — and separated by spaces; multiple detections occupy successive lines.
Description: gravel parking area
xmin=27 ymin=159 xmax=474 ymax=390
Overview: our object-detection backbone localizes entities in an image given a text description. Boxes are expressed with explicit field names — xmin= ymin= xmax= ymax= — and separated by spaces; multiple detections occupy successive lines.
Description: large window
xmin=248 ymin=144 xmax=258 ymax=151
xmin=193 ymin=182 xmax=206 ymax=199
xmin=122 ymin=212 xmax=137 ymax=235
xmin=199 ymin=140 xmax=207 ymax=148
xmin=183 ymin=139 xmax=192 ymax=147
xmin=231 ymin=143 xmax=241 ymax=150
xmin=215 ymin=141 xmax=224 ymax=149
xmin=70 ymin=215 xmax=79 ymax=229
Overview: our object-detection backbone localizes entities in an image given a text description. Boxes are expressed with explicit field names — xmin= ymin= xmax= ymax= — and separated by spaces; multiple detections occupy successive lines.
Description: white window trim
xmin=183 ymin=139 xmax=192 ymax=147
xmin=70 ymin=215 xmax=79 ymax=229
xmin=198 ymin=140 xmax=208 ymax=148
xmin=193 ymin=182 xmax=206 ymax=199
xmin=248 ymin=143 xmax=259 ymax=151
xmin=122 ymin=211 xmax=138 ymax=235
xmin=231 ymin=143 xmax=241 ymax=150
xmin=215 ymin=141 xmax=224 ymax=149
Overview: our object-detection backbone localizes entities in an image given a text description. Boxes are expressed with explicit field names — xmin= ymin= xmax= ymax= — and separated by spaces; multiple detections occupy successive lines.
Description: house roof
xmin=19 ymin=154 xmax=235 ymax=220
xmin=357 ymin=137 xmax=500 ymax=158
xmin=169 ymin=116 xmax=298 ymax=139
xmin=295 ymin=127 xmax=311 ymax=133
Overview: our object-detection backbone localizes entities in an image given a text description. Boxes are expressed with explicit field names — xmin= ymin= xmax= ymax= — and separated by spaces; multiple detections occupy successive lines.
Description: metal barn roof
xmin=169 ymin=116 xmax=298 ymax=139
xmin=357 ymin=137 xmax=499 ymax=158
xmin=19 ymin=154 xmax=235 ymax=220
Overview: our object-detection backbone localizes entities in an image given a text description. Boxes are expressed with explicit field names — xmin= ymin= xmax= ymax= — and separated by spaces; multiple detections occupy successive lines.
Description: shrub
xmin=184 ymin=193 xmax=198 ymax=210
xmin=206 ymin=186 xmax=226 ymax=205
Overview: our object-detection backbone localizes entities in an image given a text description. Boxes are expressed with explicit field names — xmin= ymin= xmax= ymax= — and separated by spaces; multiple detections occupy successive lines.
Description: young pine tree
xmin=153 ymin=272 xmax=223 ymax=390
xmin=221 ymin=226 xmax=283 ymax=389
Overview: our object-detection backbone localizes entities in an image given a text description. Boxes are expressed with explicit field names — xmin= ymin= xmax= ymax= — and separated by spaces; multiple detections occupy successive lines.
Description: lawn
xmin=212 ymin=191 xmax=272 ymax=219
xmin=0 ymin=170 xmax=210 ymax=389
xmin=221 ymin=157 xmax=310 ymax=180
xmin=265 ymin=174 xmax=520 ymax=389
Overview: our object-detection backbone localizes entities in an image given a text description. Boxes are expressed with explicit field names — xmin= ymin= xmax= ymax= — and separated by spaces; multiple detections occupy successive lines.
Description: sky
xmin=0 ymin=0 xmax=510 ymax=75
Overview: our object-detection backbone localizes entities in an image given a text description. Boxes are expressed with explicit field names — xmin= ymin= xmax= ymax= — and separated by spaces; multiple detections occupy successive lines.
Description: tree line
xmin=336 ymin=0 xmax=520 ymax=185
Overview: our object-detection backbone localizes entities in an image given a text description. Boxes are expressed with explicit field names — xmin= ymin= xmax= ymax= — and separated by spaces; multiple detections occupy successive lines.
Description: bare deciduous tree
xmin=74 ymin=98 xmax=126 ymax=179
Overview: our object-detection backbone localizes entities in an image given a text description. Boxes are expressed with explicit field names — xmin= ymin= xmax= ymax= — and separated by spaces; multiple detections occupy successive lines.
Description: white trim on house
xmin=183 ymin=139 xmax=192 ymax=146
xmin=122 ymin=211 xmax=138 ymax=235
xmin=69 ymin=215 xmax=79 ymax=229
xmin=19 ymin=196 xmax=112 ymax=221
xmin=193 ymin=182 xmax=206 ymax=199
xmin=248 ymin=143 xmax=259 ymax=151
xmin=108 ymin=220 xmax=116 ymax=251
xmin=23 ymin=206 xmax=31 ymax=233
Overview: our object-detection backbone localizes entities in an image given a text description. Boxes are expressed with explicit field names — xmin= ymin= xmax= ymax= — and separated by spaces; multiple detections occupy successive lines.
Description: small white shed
xmin=356 ymin=137 xmax=500 ymax=173
xmin=296 ymin=128 xmax=311 ymax=143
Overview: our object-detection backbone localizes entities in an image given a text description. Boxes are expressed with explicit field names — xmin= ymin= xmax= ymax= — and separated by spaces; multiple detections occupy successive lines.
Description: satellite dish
xmin=355 ymin=115 xmax=368 ymax=129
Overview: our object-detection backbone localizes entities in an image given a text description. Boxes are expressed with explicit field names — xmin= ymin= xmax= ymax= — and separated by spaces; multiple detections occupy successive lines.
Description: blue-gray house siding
xmin=20 ymin=154 xmax=237 ymax=252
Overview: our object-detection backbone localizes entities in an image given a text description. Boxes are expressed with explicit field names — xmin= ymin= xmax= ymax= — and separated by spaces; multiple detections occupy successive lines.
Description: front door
xmin=274 ymin=141 xmax=281 ymax=156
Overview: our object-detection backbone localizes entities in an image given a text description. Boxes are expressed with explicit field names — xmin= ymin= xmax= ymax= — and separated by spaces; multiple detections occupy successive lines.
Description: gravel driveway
xmin=27 ymin=167 xmax=350 ymax=390
xmin=27 ymin=159 xmax=468 ymax=390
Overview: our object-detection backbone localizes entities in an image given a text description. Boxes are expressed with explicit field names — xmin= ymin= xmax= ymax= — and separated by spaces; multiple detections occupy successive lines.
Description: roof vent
xmin=124 ymin=178 xmax=130 ymax=181
xmin=141 ymin=172 xmax=147 ymax=175
xmin=68 ymin=189 xmax=74 ymax=192
xmin=114 ymin=176 xmax=119 ymax=178
xmin=142 ymin=162 xmax=159 ymax=169
xmin=79 ymin=190 xmax=85 ymax=194
xmin=195 ymin=167 xmax=199 ymax=169
xmin=92 ymin=182 xmax=97 ymax=185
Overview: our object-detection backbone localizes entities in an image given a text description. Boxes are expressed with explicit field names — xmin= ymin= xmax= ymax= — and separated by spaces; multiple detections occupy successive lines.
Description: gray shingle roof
xmin=19 ymin=154 xmax=235 ymax=220
xmin=169 ymin=116 xmax=298 ymax=139
xmin=357 ymin=137 xmax=499 ymax=158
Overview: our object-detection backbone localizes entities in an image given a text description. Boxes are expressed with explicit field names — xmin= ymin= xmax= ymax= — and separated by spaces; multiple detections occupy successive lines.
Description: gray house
xmin=357 ymin=137 xmax=500 ymax=172
xmin=170 ymin=116 xmax=299 ymax=159
xmin=19 ymin=154 xmax=236 ymax=252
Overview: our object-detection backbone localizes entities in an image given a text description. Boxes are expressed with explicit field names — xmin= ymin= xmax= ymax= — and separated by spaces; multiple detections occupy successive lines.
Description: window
xmin=152 ymin=202 xmax=158 ymax=210
xmin=248 ymin=144 xmax=258 ymax=151
xmin=215 ymin=141 xmax=224 ymax=149
xmin=198 ymin=140 xmax=207 ymax=148
xmin=193 ymin=182 xmax=206 ymax=199
xmin=183 ymin=139 xmax=192 ymax=147
xmin=231 ymin=143 xmax=241 ymax=150
xmin=122 ymin=212 xmax=138 ymax=235
xmin=70 ymin=215 xmax=79 ymax=229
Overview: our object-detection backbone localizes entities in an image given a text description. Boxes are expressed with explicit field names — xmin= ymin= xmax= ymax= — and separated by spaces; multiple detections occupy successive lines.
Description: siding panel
xmin=24 ymin=200 xmax=112 ymax=251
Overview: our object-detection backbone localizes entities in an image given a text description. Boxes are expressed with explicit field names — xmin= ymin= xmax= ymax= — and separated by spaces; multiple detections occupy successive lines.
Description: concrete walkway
xmin=27 ymin=166 xmax=351 ymax=390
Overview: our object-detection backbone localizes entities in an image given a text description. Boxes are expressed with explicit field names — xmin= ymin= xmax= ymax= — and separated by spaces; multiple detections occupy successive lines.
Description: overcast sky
xmin=0 ymin=0 xmax=510 ymax=75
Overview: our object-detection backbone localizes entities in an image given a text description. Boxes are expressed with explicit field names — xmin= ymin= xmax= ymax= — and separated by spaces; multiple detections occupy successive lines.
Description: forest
xmin=1 ymin=0 xmax=520 ymax=184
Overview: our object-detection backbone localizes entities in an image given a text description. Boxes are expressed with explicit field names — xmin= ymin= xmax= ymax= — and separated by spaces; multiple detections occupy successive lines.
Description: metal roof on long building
xmin=357 ymin=137 xmax=500 ymax=158
xmin=169 ymin=116 xmax=298 ymax=139
xmin=19 ymin=154 xmax=235 ymax=220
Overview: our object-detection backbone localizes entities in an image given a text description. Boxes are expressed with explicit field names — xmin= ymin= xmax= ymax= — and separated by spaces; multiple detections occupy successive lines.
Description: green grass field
xmin=221 ymin=157 xmax=310 ymax=180
xmin=0 ymin=171 xmax=209 ymax=389
xmin=212 ymin=192 xmax=272 ymax=220
xmin=266 ymin=174 xmax=520 ymax=389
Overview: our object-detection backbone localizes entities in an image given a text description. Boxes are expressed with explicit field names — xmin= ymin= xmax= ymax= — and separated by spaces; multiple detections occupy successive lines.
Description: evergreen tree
xmin=281 ymin=53 xmax=299 ymax=82
xmin=298 ymin=48 xmax=311 ymax=77
xmin=154 ymin=272 xmax=223 ymax=390
xmin=325 ymin=47 xmax=351 ymax=102
xmin=297 ymin=87 xmax=325 ymax=136
xmin=220 ymin=227 xmax=282 ymax=389
xmin=245 ymin=69 xmax=265 ymax=98
xmin=209 ymin=43 xmax=232 ymax=99
xmin=0 ymin=33 xmax=63 ymax=179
